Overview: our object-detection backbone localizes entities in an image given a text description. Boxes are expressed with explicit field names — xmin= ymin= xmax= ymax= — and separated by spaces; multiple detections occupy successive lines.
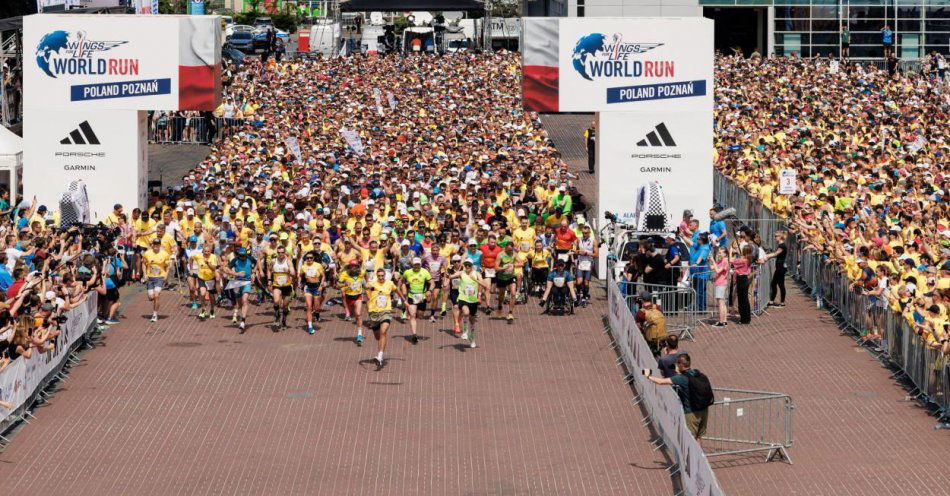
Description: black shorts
xmin=274 ymin=285 xmax=293 ymax=297
xmin=842 ymin=42 xmax=850 ymax=48
xmin=367 ymin=312 xmax=392 ymax=330
xmin=448 ymin=289 xmax=460 ymax=305
xmin=105 ymin=287 xmax=120 ymax=302
xmin=407 ymin=293 xmax=427 ymax=311
xmin=459 ymin=301 xmax=478 ymax=315
xmin=495 ymin=276 xmax=515 ymax=287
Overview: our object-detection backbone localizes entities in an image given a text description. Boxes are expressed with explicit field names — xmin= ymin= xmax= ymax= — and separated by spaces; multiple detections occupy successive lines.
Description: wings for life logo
xmin=34 ymin=30 xmax=172 ymax=102
xmin=571 ymin=33 xmax=668 ymax=81
xmin=35 ymin=30 xmax=136 ymax=78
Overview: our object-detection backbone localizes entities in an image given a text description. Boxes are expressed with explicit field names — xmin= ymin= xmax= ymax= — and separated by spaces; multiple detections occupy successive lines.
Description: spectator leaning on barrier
xmin=635 ymin=290 xmax=668 ymax=356
xmin=646 ymin=353 xmax=715 ymax=441
xmin=657 ymin=334 xmax=683 ymax=378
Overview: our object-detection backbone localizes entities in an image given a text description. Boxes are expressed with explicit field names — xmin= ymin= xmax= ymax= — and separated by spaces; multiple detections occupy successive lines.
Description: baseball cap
xmin=467 ymin=239 xmax=477 ymax=246
xmin=151 ymin=238 xmax=161 ymax=245
xmin=348 ymin=259 xmax=360 ymax=267
xmin=188 ymin=235 xmax=198 ymax=243
xmin=236 ymin=247 xmax=248 ymax=256
xmin=412 ymin=257 xmax=422 ymax=265
xmin=451 ymin=254 xmax=461 ymax=261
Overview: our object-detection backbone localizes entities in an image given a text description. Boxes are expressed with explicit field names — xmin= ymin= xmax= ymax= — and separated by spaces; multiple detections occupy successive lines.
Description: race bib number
xmin=305 ymin=267 xmax=318 ymax=277
xmin=150 ymin=265 xmax=161 ymax=276
xmin=484 ymin=268 xmax=496 ymax=278
xmin=375 ymin=294 xmax=389 ymax=308
xmin=462 ymin=285 xmax=476 ymax=297
xmin=451 ymin=278 xmax=461 ymax=289
xmin=274 ymin=274 xmax=289 ymax=286
xmin=411 ymin=293 xmax=425 ymax=304
xmin=578 ymin=260 xmax=592 ymax=271
xmin=557 ymin=253 xmax=569 ymax=262
xmin=349 ymin=281 xmax=362 ymax=292
xmin=429 ymin=261 xmax=441 ymax=272
xmin=553 ymin=277 xmax=566 ymax=287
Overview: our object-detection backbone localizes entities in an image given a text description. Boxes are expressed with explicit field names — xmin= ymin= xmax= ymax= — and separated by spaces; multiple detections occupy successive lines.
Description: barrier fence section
xmin=714 ymin=170 xmax=950 ymax=417
xmin=607 ymin=275 xmax=724 ymax=496
xmin=149 ymin=116 xmax=249 ymax=144
xmin=0 ymin=294 xmax=99 ymax=434
xmin=704 ymin=388 xmax=794 ymax=463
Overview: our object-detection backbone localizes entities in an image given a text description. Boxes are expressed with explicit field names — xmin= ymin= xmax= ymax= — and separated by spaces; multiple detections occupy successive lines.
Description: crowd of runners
xmin=112 ymin=52 xmax=598 ymax=367
xmin=715 ymin=54 xmax=950 ymax=347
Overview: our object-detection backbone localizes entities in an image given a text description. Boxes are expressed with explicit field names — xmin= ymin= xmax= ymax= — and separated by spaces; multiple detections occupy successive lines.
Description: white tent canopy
xmin=0 ymin=126 xmax=23 ymax=203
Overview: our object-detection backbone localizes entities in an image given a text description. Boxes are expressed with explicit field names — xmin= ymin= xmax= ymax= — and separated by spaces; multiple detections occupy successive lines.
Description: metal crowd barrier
xmin=714 ymin=170 xmax=950 ymax=419
xmin=149 ymin=116 xmax=248 ymax=144
xmin=624 ymin=283 xmax=703 ymax=341
xmin=704 ymin=388 xmax=794 ymax=464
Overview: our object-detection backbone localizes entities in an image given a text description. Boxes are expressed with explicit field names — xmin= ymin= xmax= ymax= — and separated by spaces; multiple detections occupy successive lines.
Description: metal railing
xmin=704 ymin=388 xmax=794 ymax=464
xmin=623 ymin=283 xmax=704 ymax=342
xmin=149 ymin=116 xmax=249 ymax=144
xmin=714 ymin=170 xmax=950 ymax=420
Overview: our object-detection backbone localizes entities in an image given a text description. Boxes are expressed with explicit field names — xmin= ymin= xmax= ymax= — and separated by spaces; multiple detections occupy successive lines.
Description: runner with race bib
xmin=400 ymin=257 xmax=432 ymax=345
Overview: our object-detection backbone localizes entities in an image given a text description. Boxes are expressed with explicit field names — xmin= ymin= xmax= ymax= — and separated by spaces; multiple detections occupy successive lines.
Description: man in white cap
xmin=400 ymin=256 xmax=431 ymax=345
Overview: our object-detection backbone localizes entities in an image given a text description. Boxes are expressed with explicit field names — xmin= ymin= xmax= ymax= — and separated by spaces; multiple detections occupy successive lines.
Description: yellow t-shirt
xmin=134 ymin=218 xmax=156 ymax=248
xmin=339 ymin=270 xmax=366 ymax=296
xmin=527 ymin=248 xmax=552 ymax=269
xmin=367 ymin=280 xmax=397 ymax=313
xmin=193 ymin=253 xmax=219 ymax=281
xmin=143 ymin=249 xmax=171 ymax=278
xmin=512 ymin=227 xmax=537 ymax=250
xmin=300 ymin=261 xmax=324 ymax=282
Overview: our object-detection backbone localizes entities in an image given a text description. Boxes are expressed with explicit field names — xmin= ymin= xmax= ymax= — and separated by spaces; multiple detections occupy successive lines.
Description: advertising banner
xmin=0 ymin=295 xmax=98 ymax=425
xmin=596 ymin=110 xmax=712 ymax=273
xmin=24 ymin=108 xmax=148 ymax=221
xmin=24 ymin=14 xmax=222 ymax=111
xmin=522 ymin=17 xmax=713 ymax=113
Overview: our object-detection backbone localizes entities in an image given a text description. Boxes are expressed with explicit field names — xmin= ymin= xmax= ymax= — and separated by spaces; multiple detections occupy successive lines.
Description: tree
xmin=247 ymin=0 xmax=263 ymax=14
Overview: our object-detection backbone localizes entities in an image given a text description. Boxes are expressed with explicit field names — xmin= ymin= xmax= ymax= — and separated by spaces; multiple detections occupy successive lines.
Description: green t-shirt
xmin=402 ymin=268 xmax=432 ymax=294
xmin=497 ymin=252 xmax=516 ymax=279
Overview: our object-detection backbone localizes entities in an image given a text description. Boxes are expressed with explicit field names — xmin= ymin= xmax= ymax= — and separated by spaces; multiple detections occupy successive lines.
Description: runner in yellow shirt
xmin=298 ymin=251 xmax=326 ymax=334
xmin=141 ymin=238 xmax=171 ymax=322
xmin=192 ymin=243 xmax=220 ymax=320
xmin=338 ymin=259 xmax=366 ymax=345
xmin=365 ymin=268 xmax=404 ymax=367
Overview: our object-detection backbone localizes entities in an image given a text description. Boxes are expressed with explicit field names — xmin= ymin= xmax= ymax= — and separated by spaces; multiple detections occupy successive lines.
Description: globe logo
xmin=572 ymin=33 xmax=607 ymax=81
xmin=35 ymin=30 xmax=70 ymax=78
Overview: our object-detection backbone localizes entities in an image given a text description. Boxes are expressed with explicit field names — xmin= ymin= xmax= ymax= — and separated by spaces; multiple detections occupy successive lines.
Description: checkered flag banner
xmin=59 ymin=180 xmax=91 ymax=229
xmin=635 ymin=182 xmax=671 ymax=232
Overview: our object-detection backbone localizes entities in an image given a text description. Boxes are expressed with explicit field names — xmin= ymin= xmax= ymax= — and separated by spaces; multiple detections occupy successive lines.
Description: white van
xmin=309 ymin=20 xmax=341 ymax=57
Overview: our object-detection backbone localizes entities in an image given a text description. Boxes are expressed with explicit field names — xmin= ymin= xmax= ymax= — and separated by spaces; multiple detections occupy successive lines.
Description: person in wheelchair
xmin=539 ymin=259 xmax=577 ymax=314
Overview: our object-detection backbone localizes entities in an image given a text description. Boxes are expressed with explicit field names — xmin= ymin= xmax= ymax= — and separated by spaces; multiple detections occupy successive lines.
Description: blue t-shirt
xmin=547 ymin=269 xmax=575 ymax=282
xmin=690 ymin=244 xmax=711 ymax=279
xmin=709 ymin=220 xmax=727 ymax=247
xmin=465 ymin=250 xmax=482 ymax=270
xmin=0 ymin=266 xmax=12 ymax=292
xmin=229 ymin=256 xmax=255 ymax=279
xmin=882 ymin=29 xmax=894 ymax=44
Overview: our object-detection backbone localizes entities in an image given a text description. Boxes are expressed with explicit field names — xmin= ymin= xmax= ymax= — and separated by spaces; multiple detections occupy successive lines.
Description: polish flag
xmin=178 ymin=17 xmax=222 ymax=111
xmin=522 ymin=18 xmax=559 ymax=113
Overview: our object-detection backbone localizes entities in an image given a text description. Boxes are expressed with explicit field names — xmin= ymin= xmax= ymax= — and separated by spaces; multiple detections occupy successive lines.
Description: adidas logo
xmin=636 ymin=122 xmax=676 ymax=147
xmin=59 ymin=121 xmax=101 ymax=145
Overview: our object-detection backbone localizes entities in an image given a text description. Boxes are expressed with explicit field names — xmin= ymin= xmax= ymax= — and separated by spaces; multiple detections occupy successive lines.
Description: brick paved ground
xmin=540 ymin=113 xmax=950 ymax=495
xmin=0 ymin=118 xmax=674 ymax=495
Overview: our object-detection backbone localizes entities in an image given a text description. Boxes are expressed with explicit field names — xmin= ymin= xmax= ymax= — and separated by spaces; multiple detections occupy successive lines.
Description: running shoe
xmin=506 ymin=314 xmax=514 ymax=325
xmin=441 ymin=310 xmax=447 ymax=318
xmin=411 ymin=334 xmax=419 ymax=345
xmin=343 ymin=314 xmax=352 ymax=322
xmin=210 ymin=313 xmax=216 ymax=320
xmin=191 ymin=302 xmax=198 ymax=310
xmin=198 ymin=311 xmax=207 ymax=320
xmin=232 ymin=314 xmax=238 ymax=323
xmin=356 ymin=335 xmax=364 ymax=346
xmin=238 ymin=321 xmax=246 ymax=333
xmin=430 ymin=315 xmax=436 ymax=323
xmin=105 ymin=318 xmax=120 ymax=325
xmin=470 ymin=341 xmax=477 ymax=349
xmin=307 ymin=324 xmax=315 ymax=335
xmin=150 ymin=313 xmax=158 ymax=322
xmin=461 ymin=331 xmax=470 ymax=341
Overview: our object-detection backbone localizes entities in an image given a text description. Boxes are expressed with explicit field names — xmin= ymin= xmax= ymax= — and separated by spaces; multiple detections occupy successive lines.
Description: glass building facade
xmin=700 ymin=0 xmax=950 ymax=58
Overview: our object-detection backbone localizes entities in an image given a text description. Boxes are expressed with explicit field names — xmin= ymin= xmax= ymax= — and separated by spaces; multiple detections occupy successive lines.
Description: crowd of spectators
xmin=0 ymin=196 xmax=120 ymax=393
xmin=715 ymin=53 xmax=950 ymax=349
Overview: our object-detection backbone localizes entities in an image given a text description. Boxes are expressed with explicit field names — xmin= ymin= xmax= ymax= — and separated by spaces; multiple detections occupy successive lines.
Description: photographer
xmin=635 ymin=290 xmax=669 ymax=357
xmin=646 ymin=353 xmax=715 ymax=442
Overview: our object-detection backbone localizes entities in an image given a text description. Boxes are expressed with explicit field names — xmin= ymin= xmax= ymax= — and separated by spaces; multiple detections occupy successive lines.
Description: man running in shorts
xmin=446 ymin=254 xmax=464 ymax=336
xmin=495 ymin=242 xmax=518 ymax=324
xmin=222 ymin=246 xmax=255 ymax=332
xmin=478 ymin=235 xmax=501 ymax=313
xmin=400 ymin=256 xmax=431 ymax=345
xmin=575 ymin=224 xmax=597 ymax=304
xmin=366 ymin=267 xmax=403 ymax=367
xmin=193 ymin=243 xmax=220 ymax=320
xmin=184 ymin=235 xmax=202 ymax=309
xmin=338 ymin=259 xmax=366 ymax=345
xmin=450 ymin=259 xmax=490 ymax=348
xmin=298 ymin=251 xmax=325 ymax=334
xmin=270 ymin=245 xmax=296 ymax=330
xmin=141 ymin=238 xmax=172 ymax=322
xmin=423 ymin=242 xmax=447 ymax=322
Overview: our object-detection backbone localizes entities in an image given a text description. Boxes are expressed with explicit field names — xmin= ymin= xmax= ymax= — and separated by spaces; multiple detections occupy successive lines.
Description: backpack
xmin=686 ymin=369 xmax=715 ymax=411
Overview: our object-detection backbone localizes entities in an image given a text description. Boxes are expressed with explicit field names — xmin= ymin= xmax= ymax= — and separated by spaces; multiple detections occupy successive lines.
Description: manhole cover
xmin=168 ymin=342 xmax=202 ymax=348
xmin=287 ymin=392 xmax=314 ymax=399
